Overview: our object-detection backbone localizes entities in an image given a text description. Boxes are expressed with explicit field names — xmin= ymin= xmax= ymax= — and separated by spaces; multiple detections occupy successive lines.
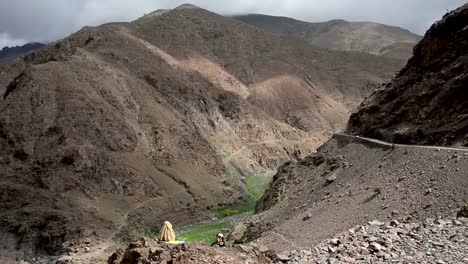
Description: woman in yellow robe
xmin=159 ymin=221 xmax=176 ymax=242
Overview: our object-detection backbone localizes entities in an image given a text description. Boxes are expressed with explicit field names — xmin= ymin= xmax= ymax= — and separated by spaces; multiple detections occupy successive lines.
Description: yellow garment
xmin=159 ymin=221 xmax=176 ymax=242
xmin=165 ymin=240 xmax=184 ymax=245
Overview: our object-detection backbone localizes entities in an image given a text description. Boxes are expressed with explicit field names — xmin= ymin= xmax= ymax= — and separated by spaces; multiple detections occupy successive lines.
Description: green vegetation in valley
xmin=245 ymin=170 xmax=276 ymax=200
xmin=144 ymin=171 xmax=275 ymax=244
xmin=214 ymin=171 xmax=275 ymax=218
xmin=177 ymin=222 xmax=229 ymax=244
xmin=214 ymin=196 xmax=257 ymax=218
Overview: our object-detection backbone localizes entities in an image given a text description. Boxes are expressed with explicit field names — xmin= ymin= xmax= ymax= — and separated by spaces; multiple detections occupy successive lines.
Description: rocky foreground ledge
xmin=282 ymin=217 xmax=468 ymax=264
xmin=106 ymin=239 xmax=270 ymax=264
xmin=106 ymin=216 xmax=467 ymax=264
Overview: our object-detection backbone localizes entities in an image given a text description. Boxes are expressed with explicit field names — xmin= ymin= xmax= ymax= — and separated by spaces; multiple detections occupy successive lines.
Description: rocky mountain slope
xmin=281 ymin=217 xmax=468 ymax=264
xmin=0 ymin=42 xmax=45 ymax=64
xmin=238 ymin=135 xmax=468 ymax=252
xmin=347 ymin=4 xmax=468 ymax=147
xmin=0 ymin=4 xmax=401 ymax=261
xmin=232 ymin=3 xmax=468 ymax=258
xmin=234 ymin=14 xmax=421 ymax=61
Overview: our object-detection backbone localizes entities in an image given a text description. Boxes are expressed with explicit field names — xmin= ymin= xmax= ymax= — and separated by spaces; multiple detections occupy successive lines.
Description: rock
xmin=121 ymin=247 xmax=149 ymax=263
xmin=369 ymin=242 xmax=382 ymax=252
xmin=84 ymin=247 xmax=90 ymax=253
xmin=303 ymin=213 xmax=312 ymax=221
xmin=361 ymin=248 xmax=370 ymax=256
xmin=390 ymin=220 xmax=400 ymax=227
xmin=425 ymin=188 xmax=432 ymax=195
xmin=432 ymin=241 xmax=445 ymax=247
xmin=330 ymin=238 xmax=340 ymax=245
xmin=457 ymin=205 xmax=468 ymax=219
xmin=55 ymin=257 xmax=74 ymax=264
xmin=326 ymin=174 xmax=337 ymax=184
xmin=107 ymin=248 xmax=124 ymax=264
xmin=368 ymin=220 xmax=385 ymax=226
xmin=258 ymin=245 xmax=269 ymax=253
xmin=342 ymin=256 xmax=356 ymax=263
xmin=276 ymin=253 xmax=291 ymax=262
xmin=409 ymin=232 xmax=423 ymax=240
xmin=227 ymin=222 xmax=248 ymax=243
xmin=238 ymin=244 xmax=253 ymax=253
xmin=149 ymin=247 xmax=164 ymax=260
xmin=391 ymin=210 xmax=399 ymax=216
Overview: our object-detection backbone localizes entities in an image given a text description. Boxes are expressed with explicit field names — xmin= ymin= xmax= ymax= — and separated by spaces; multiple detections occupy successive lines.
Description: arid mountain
xmin=0 ymin=4 xmax=401 ymax=260
xmin=0 ymin=42 xmax=45 ymax=64
xmin=234 ymin=14 xmax=421 ymax=61
xmin=237 ymin=135 xmax=468 ymax=253
xmin=233 ymin=3 xmax=468 ymax=255
xmin=348 ymin=4 xmax=468 ymax=147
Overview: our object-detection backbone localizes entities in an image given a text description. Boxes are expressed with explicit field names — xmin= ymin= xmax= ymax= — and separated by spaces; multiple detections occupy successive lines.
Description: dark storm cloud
xmin=0 ymin=0 xmax=466 ymax=48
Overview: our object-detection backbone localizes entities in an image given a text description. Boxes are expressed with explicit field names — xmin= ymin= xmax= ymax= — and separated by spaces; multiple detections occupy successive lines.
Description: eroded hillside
xmin=347 ymin=4 xmax=468 ymax=146
xmin=0 ymin=4 xmax=401 ymax=260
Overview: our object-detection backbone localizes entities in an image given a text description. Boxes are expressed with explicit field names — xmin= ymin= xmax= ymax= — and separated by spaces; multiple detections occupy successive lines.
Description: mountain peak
xmin=175 ymin=3 xmax=200 ymax=10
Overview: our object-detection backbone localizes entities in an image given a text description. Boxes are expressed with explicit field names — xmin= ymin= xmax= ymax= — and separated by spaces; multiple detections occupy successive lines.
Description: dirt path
xmin=335 ymin=133 xmax=468 ymax=152
xmin=227 ymin=136 xmax=320 ymax=161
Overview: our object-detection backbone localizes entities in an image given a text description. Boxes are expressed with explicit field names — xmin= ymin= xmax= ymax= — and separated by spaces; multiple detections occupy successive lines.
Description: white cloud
xmin=0 ymin=32 xmax=27 ymax=48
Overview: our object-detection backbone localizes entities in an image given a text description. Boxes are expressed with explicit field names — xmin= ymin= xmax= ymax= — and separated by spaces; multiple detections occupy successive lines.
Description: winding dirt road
xmin=334 ymin=133 xmax=468 ymax=152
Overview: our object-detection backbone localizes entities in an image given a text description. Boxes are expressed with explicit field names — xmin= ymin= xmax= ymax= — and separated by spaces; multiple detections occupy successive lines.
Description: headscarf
xmin=217 ymin=233 xmax=225 ymax=246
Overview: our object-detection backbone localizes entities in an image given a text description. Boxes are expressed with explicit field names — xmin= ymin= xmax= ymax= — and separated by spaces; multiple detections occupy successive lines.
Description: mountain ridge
xmin=234 ymin=14 xmax=421 ymax=60
xmin=0 ymin=42 xmax=45 ymax=64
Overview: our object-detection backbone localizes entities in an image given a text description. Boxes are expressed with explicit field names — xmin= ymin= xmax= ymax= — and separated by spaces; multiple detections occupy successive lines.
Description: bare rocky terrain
xmin=237 ymin=136 xmax=468 ymax=252
xmin=104 ymin=238 xmax=271 ymax=264
xmin=234 ymin=14 xmax=421 ymax=61
xmin=2 ymin=3 xmax=467 ymax=264
xmin=224 ymin=3 xmax=468 ymax=263
xmin=0 ymin=4 xmax=403 ymax=262
xmin=348 ymin=4 xmax=468 ymax=147
xmin=109 ymin=215 xmax=468 ymax=264
xmin=279 ymin=217 xmax=468 ymax=263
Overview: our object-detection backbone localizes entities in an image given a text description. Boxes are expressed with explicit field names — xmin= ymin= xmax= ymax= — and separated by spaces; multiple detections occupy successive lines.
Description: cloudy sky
xmin=0 ymin=0 xmax=466 ymax=48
